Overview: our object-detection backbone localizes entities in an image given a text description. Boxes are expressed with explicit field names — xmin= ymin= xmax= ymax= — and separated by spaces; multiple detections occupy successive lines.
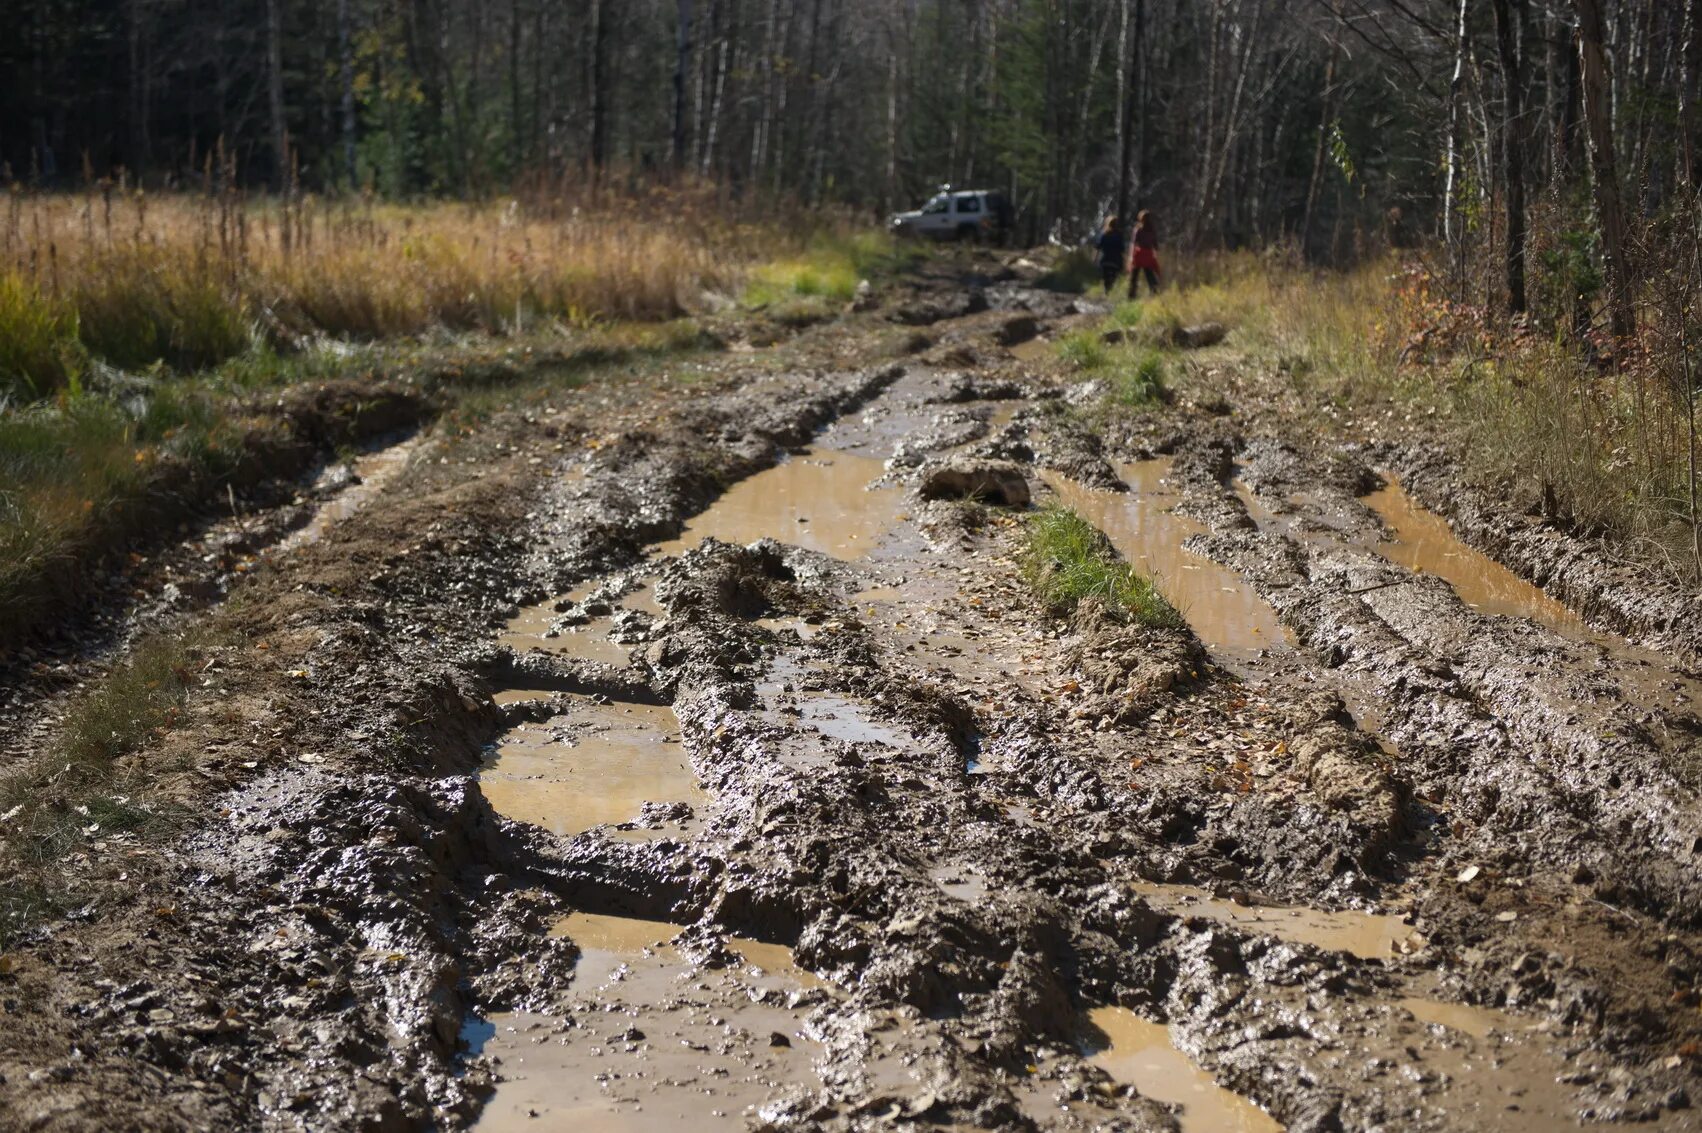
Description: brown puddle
xmin=1044 ymin=459 xmax=1289 ymax=658
xmin=1084 ymin=1008 xmax=1283 ymax=1133
xmin=1363 ymin=478 xmax=1593 ymax=634
xmin=651 ymin=448 xmax=902 ymax=561
xmin=471 ymin=912 xmax=831 ymax=1131
xmin=479 ymin=701 xmax=701 ymax=840
xmin=1130 ymin=881 xmax=1421 ymax=961
xmin=1397 ymin=995 xmax=1526 ymax=1040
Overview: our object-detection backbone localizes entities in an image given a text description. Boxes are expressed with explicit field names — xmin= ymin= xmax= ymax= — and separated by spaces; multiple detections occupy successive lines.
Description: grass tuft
xmin=0 ymin=274 xmax=82 ymax=400
xmin=1021 ymin=505 xmax=1183 ymax=628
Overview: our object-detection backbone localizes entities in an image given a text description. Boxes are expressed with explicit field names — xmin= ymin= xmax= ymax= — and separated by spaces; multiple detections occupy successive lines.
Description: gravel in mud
xmin=2 ymin=253 xmax=1700 ymax=1133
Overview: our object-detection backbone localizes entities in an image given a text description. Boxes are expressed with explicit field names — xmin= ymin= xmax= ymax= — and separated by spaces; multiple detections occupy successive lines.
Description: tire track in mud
xmin=466 ymin=336 xmax=1699 ymax=1130
xmin=4 ymin=265 xmax=1701 ymax=1131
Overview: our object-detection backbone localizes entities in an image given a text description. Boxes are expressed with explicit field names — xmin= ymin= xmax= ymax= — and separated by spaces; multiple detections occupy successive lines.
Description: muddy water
xmin=1044 ymin=460 xmax=1289 ymax=658
xmin=479 ymin=702 xmax=700 ymax=839
xmin=651 ymin=448 xmax=902 ymax=561
xmin=1085 ymin=1008 xmax=1282 ymax=1133
xmin=1398 ymin=996 xmax=1525 ymax=1040
xmin=472 ymin=913 xmax=829 ymax=1131
xmin=277 ymin=434 xmax=425 ymax=552
xmin=1363 ymin=478 xmax=1593 ymax=634
xmin=1129 ymin=881 xmax=1420 ymax=961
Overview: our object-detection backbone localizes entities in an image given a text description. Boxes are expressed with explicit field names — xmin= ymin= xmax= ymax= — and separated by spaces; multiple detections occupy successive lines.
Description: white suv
xmin=889 ymin=188 xmax=1014 ymax=243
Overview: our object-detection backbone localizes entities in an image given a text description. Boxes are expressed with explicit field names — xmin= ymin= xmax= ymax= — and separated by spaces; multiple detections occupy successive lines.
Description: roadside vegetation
xmin=1021 ymin=505 xmax=1183 ymax=629
xmin=0 ymin=629 xmax=206 ymax=949
xmin=0 ymin=189 xmax=902 ymax=647
xmin=1080 ymin=250 xmax=1702 ymax=588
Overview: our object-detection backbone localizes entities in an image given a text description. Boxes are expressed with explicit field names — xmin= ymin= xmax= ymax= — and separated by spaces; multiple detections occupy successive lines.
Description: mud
xmin=3 ymin=253 xmax=1701 ymax=1133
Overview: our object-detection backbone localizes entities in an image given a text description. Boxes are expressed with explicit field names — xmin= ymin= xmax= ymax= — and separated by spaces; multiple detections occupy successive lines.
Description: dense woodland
xmin=0 ymin=2 xmax=1695 ymax=260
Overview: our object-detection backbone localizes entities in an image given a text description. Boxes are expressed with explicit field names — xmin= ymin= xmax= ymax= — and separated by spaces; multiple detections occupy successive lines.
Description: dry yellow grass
xmin=0 ymin=185 xmax=837 ymax=397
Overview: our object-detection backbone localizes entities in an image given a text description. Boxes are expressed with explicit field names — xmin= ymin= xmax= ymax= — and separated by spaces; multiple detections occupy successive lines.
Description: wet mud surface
xmin=2 ymin=253 xmax=1701 ymax=1132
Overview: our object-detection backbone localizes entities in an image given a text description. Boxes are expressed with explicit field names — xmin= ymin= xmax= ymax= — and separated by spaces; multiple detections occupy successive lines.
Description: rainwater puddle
xmin=277 ymin=434 xmax=425 ymax=552
xmin=471 ymin=913 xmax=829 ymax=1131
xmin=651 ymin=448 xmax=902 ymax=561
xmin=479 ymin=701 xmax=701 ymax=840
xmin=1363 ymin=478 xmax=1592 ymax=634
xmin=1398 ymin=995 xmax=1525 ymax=1040
xmin=1044 ymin=460 xmax=1289 ymax=658
xmin=1084 ymin=1007 xmax=1282 ymax=1133
xmin=927 ymin=865 xmax=990 ymax=903
xmin=1008 ymin=337 xmax=1054 ymax=363
xmin=1130 ymin=881 xmax=1420 ymax=961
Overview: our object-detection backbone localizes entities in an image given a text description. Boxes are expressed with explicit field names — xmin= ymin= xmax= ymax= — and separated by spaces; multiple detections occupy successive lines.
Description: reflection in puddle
xmin=479 ymin=702 xmax=700 ymax=840
xmin=1363 ymin=478 xmax=1591 ymax=633
xmin=1085 ymin=1008 xmax=1282 ymax=1133
xmin=651 ymin=448 xmax=902 ymax=560
xmin=1131 ymin=881 xmax=1420 ymax=961
xmin=1044 ymin=459 xmax=1289 ymax=658
xmin=473 ymin=913 xmax=829 ymax=1131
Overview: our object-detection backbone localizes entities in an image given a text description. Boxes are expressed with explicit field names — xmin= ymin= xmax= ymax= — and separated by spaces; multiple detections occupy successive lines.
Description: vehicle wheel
xmin=956 ymin=223 xmax=980 ymax=244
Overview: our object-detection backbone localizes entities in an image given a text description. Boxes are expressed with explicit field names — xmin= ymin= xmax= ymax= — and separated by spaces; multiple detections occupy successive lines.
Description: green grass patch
xmin=1021 ymin=505 xmax=1183 ymax=628
xmin=1057 ymin=329 xmax=1110 ymax=370
xmin=743 ymin=231 xmax=913 ymax=308
xmin=1110 ymin=348 xmax=1169 ymax=408
xmin=0 ymin=273 xmax=82 ymax=401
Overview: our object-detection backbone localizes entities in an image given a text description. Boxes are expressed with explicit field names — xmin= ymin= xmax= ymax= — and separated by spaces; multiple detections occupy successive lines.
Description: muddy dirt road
xmin=3 ymin=255 xmax=1701 ymax=1132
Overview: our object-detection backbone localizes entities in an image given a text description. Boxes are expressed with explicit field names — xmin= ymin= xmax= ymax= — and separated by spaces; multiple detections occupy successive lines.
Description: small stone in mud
xmin=920 ymin=459 xmax=1032 ymax=508
xmin=768 ymin=1031 xmax=791 ymax=1048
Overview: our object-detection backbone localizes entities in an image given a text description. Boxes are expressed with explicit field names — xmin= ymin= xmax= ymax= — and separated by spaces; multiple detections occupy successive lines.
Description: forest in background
xmin=3 ymin=0 xmax=1701 ymax=583
xmin=4 ymin=0 xmax=1694 ymax=260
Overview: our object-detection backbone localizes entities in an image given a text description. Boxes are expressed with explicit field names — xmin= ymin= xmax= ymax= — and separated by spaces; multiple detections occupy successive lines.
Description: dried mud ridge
xmin=1 ymin=260 xmax=1700 ymax=1132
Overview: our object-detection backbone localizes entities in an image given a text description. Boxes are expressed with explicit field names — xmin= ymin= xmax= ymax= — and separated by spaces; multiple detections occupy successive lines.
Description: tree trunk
xmin=266 ymin=0 xmax=288 ymax=191
xmin=672 ymin=0 xmax=695 ymax=170
xmin=1302 ymin=50 xmax=1338 ymax=257
xmin=339 ymin=0 xmax=358 ymax=187
xmin=1115 ymin=0 xmax=1145 ymax=222
xmin=1575 ymin=0 xmax=1636 ymax=342
xmin=589 ymin=0 xmax=610 ymax=172
xmin=1492 ymin=0 xmax=1528 ymax=313
xmin=1681 ymin=0 xmax=1700 ymax=188
xmin=1443 ymin=0 xmax=1469 ymax=244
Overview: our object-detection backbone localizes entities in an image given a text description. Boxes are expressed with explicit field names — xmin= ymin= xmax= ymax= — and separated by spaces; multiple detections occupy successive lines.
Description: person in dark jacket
xmin=1128 ymin=209 xmax=1161 ymax=296
xmin=1094 ymin=216 xmax=1126 ymax=294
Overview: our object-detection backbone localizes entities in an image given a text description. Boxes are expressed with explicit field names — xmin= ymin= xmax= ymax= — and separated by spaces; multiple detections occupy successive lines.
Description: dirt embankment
xmin=1 ymin=253 xmax=1700 ymax=1132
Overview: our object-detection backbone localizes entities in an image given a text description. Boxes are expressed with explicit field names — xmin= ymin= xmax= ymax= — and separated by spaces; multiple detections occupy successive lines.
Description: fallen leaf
xmin=1456 ymin=865 xmax=1481 ymax=883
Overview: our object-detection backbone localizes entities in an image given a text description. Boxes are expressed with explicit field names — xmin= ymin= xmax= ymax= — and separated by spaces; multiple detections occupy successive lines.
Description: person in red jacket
xmin=1128 ymin=209 xmax=1161 ymax=296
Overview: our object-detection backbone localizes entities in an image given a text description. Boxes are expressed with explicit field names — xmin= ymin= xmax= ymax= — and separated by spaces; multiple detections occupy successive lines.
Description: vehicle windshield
xmin=920 ymin=194 xmax=950 ymax=215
